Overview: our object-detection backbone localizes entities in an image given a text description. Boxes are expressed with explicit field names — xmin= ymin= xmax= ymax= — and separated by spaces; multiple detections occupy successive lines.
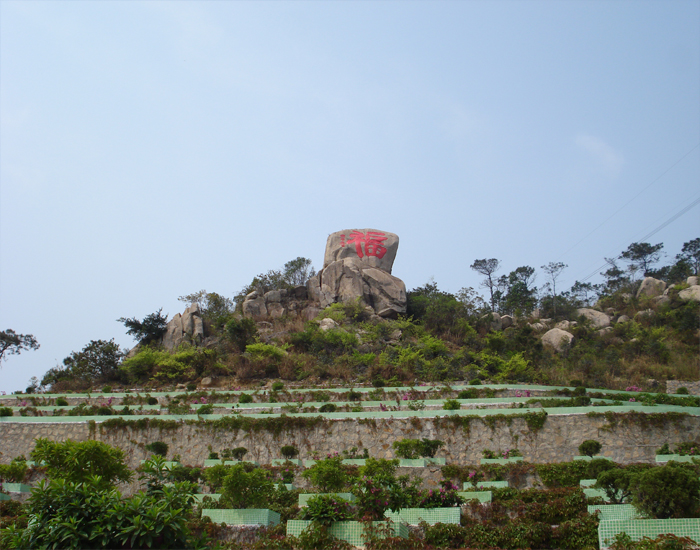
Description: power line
xmin=557 ymin=142 xmax=700 ymax=262
xmin=577 ymin=195 xmax=700 ymax=284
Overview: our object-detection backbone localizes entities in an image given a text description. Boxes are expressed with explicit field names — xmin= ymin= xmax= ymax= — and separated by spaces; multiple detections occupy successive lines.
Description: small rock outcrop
xmin=636 ymin=277 xmax=666 ymax=298
xmin=242 ymin=286 xmax=317 ymax=320
xmin=307 ymin=229 xmax=407 ymax=318
xmin=541 ymin=328 xmax=574 ymax=353
xmin=162 ymin=304 xmax=204 ymax=351
xmin=575 ymin=308 xmax=611 ymax=328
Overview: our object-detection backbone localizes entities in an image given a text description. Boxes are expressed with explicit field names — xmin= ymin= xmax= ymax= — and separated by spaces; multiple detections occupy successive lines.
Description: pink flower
xmin=629 ymin=398 xmax=636 ymax=402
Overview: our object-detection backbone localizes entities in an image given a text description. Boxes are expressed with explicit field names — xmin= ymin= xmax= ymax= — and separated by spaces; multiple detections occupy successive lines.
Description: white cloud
xmin=575 ymin=134 xmax=624 ymax=177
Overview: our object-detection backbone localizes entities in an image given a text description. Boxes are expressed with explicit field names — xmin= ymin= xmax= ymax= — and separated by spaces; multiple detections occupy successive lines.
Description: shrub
xmin=578 ymin=440 xmax=602 ymax=458
xmin=0 ymin=457 xmax=28 ymax=483
xmin=632 ymin=463 xmax=700 ymax=519
xmin=239 ymin=393 xmax=253 ymax=404
xmin=596 ymin=468 xmax=637 ymax=504
xmin=220 ymin=465 xmax=275 ymax=508
xmin=186 ymin=383 xmax=197 ymax=392
xmin=676 ymin=387 xmax=690 ymax=395
xmin=145 ymin=441 xmax=168 ymax=457
xmin=197 ymin=403 xmax=214 ymax=415
xmin=393 ymin=439 xmax=422 ymax=459
xmin=299 ymin=494 xmax=353 ymax=525
xmin=31 ymin=438 xmax=132 ymax=488
xmin=0 ymin=407 xmax=14 ymax=416
xmin=301 ymin=454 xmax=352 ymax=492
xmin=281 ymin=445 xmax=299 ymax=460
xmin=3 ymin=475 xmax=201 ymax=550
xmin=442 ymin=399 xmax=461 ymax=410
xmin=230 ymin=447 xmax=248 ymax=461
xmin=271 ymin=381 xmax=284 ymax=391
xmin=319 ymin=403 xmax=337 ymax=413
xmin=225 ymin=316 xmax=258 ymax=352
xmin=457 ymin=389 xmax=478 ymax=399
xmin=419 ymin=438 xmax=445 ymax=458
xmin=469 ymin=378 xmax=482 ymax=385
xmin=55 ymin=398 xmax=68 ymax=406
xmin=146 ymin=396 xmax=158 ymax=405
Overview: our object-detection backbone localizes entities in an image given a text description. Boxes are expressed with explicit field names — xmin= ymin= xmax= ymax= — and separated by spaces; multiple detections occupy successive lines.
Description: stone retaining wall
xmin=666 ymin=380 xmax=700 ymax=396
xmin=2 ymin=412 xmax=696 ymax=470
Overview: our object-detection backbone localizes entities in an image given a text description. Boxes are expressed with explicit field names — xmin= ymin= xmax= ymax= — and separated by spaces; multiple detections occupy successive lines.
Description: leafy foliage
xmin=30 ymin=438 xmax=132 ymax=488
xmin=0 ymin=329 xmax=39 ymax=363
xmin=118 ymin=308 xmax=168 ymax=345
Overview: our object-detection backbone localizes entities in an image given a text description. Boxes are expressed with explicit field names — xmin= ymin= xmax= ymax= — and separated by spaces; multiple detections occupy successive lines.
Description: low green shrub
xmin=55 ymin=398 xmax=68 ymax=406
xmin=442 ymin=399 xmax=460 ymax=410
xmin=239 ymin=393 xmax=254 ymax=404
xmin=319 ymin=403 xmax=337 ymax=413
xmin=102 ymin=386 xmax=112 ymax=393
xmin=145 ymin=441 xmax=168 ymax=457
xmin=0 ymin=407 xmax=14 ymax=416
xmin=578 ymin=439 xmax=602 ymax=457
xmin=281 ymin=445 xmax=299 ymax=460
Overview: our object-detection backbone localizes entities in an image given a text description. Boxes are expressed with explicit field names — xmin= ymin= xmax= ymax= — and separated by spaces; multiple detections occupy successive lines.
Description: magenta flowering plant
xmin=626 ymin=386 xmax=642 ymax=392
xmin=418 ymin=480 xmax=464 ymax=508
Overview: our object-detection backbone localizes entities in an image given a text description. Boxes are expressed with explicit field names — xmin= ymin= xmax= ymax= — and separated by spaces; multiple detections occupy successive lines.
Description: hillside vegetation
xmin=33 ymin=239 xmax=699 ymax=395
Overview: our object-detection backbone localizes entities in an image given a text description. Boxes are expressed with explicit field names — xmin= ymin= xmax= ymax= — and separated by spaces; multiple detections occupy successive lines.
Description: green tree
xmin=632 ymin=463 xmax=700 ymax=519
xmin=541 ymin=262 xmax=568 ymax=316
xmin=282 ymin=256 xmax=316 ymax=286
xmin=54 ymin=339 xmax=124 ymax=385
xmin=0 ymin=329 xmax=39 ymax=364
xmin=496 ymin=266 xmax=537 ymax=315
xmin=620 ymin=242 xmax=664 ymax=278
xmin=470 ymin=258 xmax=501 ymax=311
xmin=118 ymin=308 xmax=168 ymax=345
xmin=578 ymin=440 xmax=602 ymax=458
xmin=30 ymin=439 xmax=132 ymax=488
xmin=677 ymin=238 xmax=700 ymax=275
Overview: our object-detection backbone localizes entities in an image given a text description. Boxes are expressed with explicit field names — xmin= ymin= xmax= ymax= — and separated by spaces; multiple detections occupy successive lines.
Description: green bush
xmin=0 ymin=407 xmax=14 ymax=416
xmin=676 ymin=387 xmax=690 ymax=395
xmin=146 ymin=396 xmax=158 ymax=406
xmin=220 ymin=465 xmax=275 ymax=508
xmin=197 ymin=403 xmax=214 ymax=415
xmin=442 ymin=399 xmax=461 ymax=410
xmin=301 ymin=454 xmax=352 ymax=492
xmin=225 ymin=316 xmax=259 ymax=352
xmin=101 ymin=386 xmax=112 ymax=393
xmin=0 ymin=457 xmax=28 ymax=483
xmin=230 ymin=447 xmax=248 ymax=461
xmin=31 ymin=438 xmax=132 ymax=488
xmin=55 ymin=397 xmax=68 ymax=406
xmin=280 ymin=445 xmax=299 ymax=460
xmin=3 ymin=475 xmax=202 ymax=549
xmin=246 ymin=343 xmax=287 ymax=362
xmin=457 ymin=389 xmax=478 ymax=399
xmin=578 ymin=439 xmax=602 ymax=457
xmin=318 ymin=403 xmax=337 ymax=413
xmin=186 ymin=383 xmax=197 ymax=391
xmin=145 ymin=441 xmax=168 ymax=457
xmin=469 ymin=378 xmax=482 ymax=385
xmin=392 ymin=438 xmax=445 ymax=459
xmin=299 ymin=494 xmax=353 ymax=525
xmin=239 ymin=393 xmax=253 ymax=404
xmin=271 ymin=381 xmax=284 ymax=392
xmin=596 ymin=468 xmax=637 ymax=504
xmin=632 ymin=463 xmax=700 ymax=519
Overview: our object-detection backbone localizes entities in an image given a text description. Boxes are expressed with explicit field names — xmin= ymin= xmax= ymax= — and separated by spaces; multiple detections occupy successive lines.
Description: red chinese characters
xmin=340 ymin=230 xmax=388 ymax=259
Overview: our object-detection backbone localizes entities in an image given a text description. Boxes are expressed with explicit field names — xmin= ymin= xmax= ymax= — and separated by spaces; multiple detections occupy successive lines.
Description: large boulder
xmin=541 ymin=328 xmax=574 ymax=353
xmin=575 ymin=308 xmax=611 ymax=328
xmin=636 ymin=277 xmax=666 ymax=298
xmin=162 ymin=304 xmax=204 ymax=351
xmin=679 ymin=285 xmax=700 ymax=303
xmin=307 ymin=228 xmax=407 ymax=318
xmin=323 ymin=229 xmax=399 ymax=274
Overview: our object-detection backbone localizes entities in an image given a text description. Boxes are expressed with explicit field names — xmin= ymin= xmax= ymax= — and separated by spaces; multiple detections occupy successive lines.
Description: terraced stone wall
xmin=2 ymin=412 xmax=697 ymax=470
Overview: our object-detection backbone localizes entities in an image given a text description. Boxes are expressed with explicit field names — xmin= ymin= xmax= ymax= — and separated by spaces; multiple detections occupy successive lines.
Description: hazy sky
xmin=1 ymin=0 xmax=699 ymax=393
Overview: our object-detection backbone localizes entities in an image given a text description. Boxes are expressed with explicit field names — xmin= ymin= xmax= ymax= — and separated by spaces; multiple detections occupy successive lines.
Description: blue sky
xmin=1 ymin=0 xmax=698 ymax=392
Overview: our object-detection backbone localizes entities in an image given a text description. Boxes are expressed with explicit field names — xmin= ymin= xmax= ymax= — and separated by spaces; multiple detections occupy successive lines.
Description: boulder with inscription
xmin=307 ymin=229 xmax=407 ymax=318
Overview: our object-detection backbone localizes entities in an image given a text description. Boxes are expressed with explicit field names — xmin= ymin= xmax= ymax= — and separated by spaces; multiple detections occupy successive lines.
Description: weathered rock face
xmin=636 ymin=277 xmax=666 ymax=298
xmin=307 ymin=229 xmax=407 ymax=318
xmin=162 ymin=304 xmax=204 ymax=351
xmin=575 ymin=308 xmax=611 ymax=328
xmin=541 ymin=328 xmax=574 ymax=353
xmin=241 ymin=287 xmax=315 ymax=321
